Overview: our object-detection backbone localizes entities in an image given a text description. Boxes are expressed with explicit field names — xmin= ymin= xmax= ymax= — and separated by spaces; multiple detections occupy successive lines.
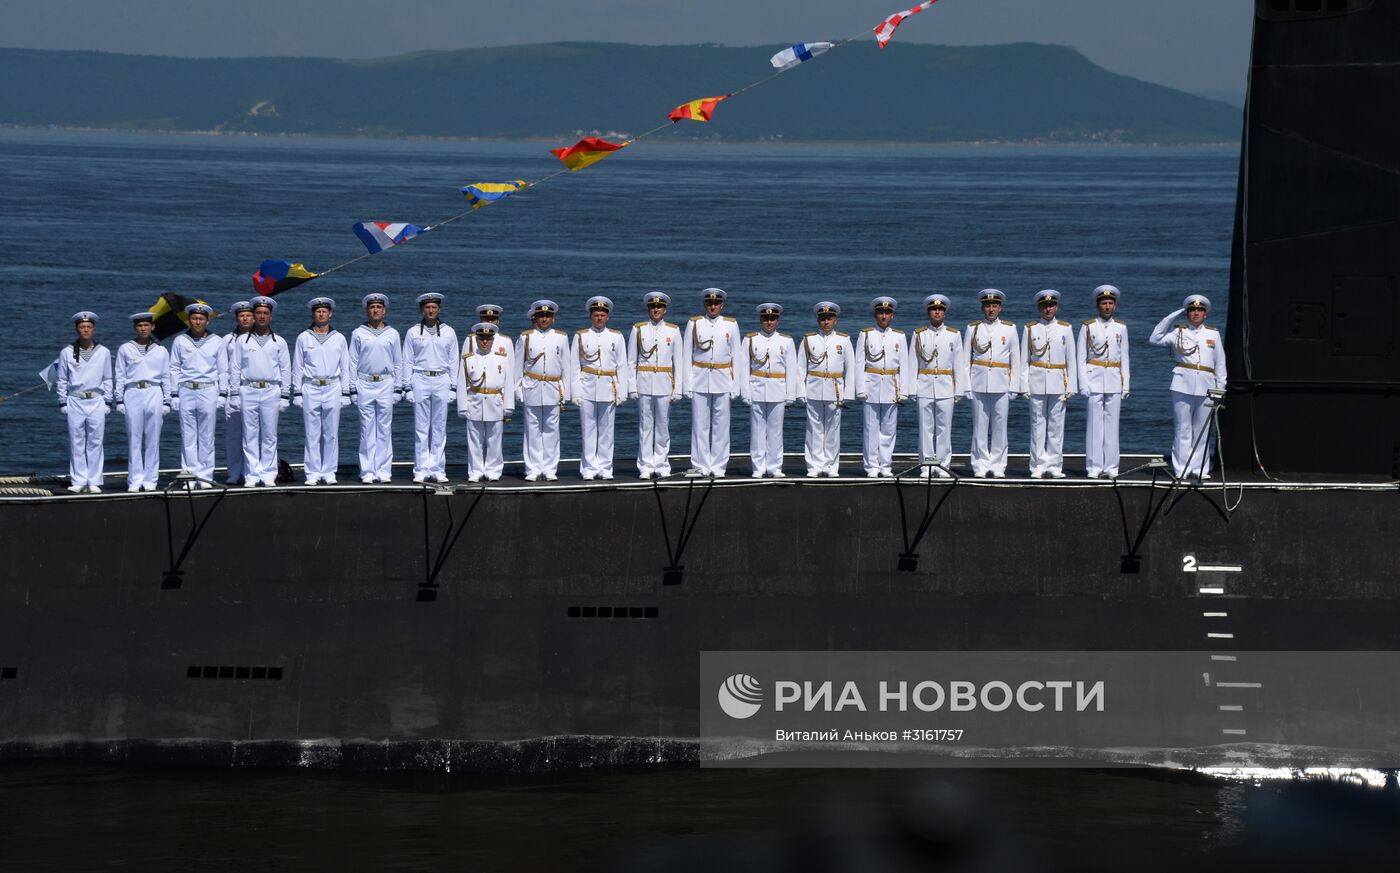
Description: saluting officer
xmin=682 ymin=287 xmax=740 ymax=478
xmin=169 ymin=302 xmax=224 ymax=488
xmin=402 ymin=292 xmax=459 ymax=483
xmin=572 ymin=296 xmax=630 ymax=480
xmin=855 ymin=296 xmax=910 ymax=478
xmin=221 ymin=300 xmax=255 ymax=485
xmin=57 ymin=311 xmax=112 ymax=493
xmin=964 ymin=288 xmax=1020 ymax=478
xmin=458 ymin=322 xmax=514 ymax=482
xmin=1078 ymin=284 xmax=1130 ymax=478
xmin=908 ymin=294 xmax=968 ymax=478
xmin=737 ymin=303 xmax=800 ymax=478
xmin=293 ymin=297 xmax=350 ymax=485
xmin=1150 ymin=294 xmax=1227 ymax=480
xmin=115 ymin=311 xmax=172 ymax=492
xmin=349 ymin=292 xmax=402 ymax=484
xmin=517 ymin=299 xmax=573 ymax=481
xmin=1020 ymin=290 xmax=1079 ymax=479
xmin=228 ymin=295 xmax=291 ymax=487
xmin=627 ymin=291 xmax=683 ymax=479
xmin=799 ymin=302 xmax=856 ymax=478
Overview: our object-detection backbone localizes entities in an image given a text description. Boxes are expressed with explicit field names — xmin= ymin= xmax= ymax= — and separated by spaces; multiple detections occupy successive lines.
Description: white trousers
xmin=302 ymin=383 xmax=342 ymax=482
xmin=239 ymin=385 xmax=281 ymax=485
xmin=1084 ymin=393 xmax=1122 ymax=477
xmin=356 ymin=380 xmax=395 ymax=481
xmin=579 ymin=399 xmax=616 ymax=478
xmin=465 ymin=419 xmax=503 ymax=480
xmin=970 ymin=392 xmax=1010 ymax=475
xmin=690 ymin=392 xmax=731 ymax=476
xmin=1027 ymin=394 xmax=1068 ymax=476
xmin=862 ymin=402 xmax=898 ymax=475
xmin=804 ymin=400 xmax=842 ymax=476
xmin=636 ymin=394 xmax=673 ymax=476
xmin=522 ymin=404 xmax=562 ymax=477
xmin=748 ymin=400 xmax=786 ymax=475
xmin=123 ymin=386 xmax=164 ymax=488
xmin=178 ymin=386 xmax=218 ymax=484
xmin=410 ymin=373 xmax=451 ymax=478
xmin=66 ymin=396 xmax=106 ymax=488
xmin=224 ymin=405 xmax=245 ymax=483
xmin=1171 ymin=391 xmax=1214 ymax=479
xmin=915 ymin=396 xmax=954 ymax=470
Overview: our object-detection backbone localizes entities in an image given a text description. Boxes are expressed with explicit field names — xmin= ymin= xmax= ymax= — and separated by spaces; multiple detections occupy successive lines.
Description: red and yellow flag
xmin=668 ymin=94 xmax=729 ymax=123
xmin=550 ymin=137 xmax=628 ymax=172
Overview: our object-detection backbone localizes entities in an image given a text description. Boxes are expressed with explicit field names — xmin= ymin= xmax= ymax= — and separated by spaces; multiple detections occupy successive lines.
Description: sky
xmin=2 ymin=0 xmax=1254 ymax=97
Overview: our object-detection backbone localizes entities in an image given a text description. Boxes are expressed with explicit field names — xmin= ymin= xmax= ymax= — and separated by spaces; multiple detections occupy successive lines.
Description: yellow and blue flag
xmin=461 ymin=180 xmax=529 ymax=208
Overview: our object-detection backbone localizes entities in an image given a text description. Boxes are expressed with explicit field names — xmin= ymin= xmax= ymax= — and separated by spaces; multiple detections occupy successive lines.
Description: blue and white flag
xmin=353 ymin=221 xmax=427 ymax=255
xmin=39 ymin=355 xmax=60 ymax=391
xmin=770 ymin=42 xmax=835 ymax=71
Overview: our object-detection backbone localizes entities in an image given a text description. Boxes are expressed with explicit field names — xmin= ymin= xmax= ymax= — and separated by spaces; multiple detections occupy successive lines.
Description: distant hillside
xmin=0 ymin=42 xmax=1241 ymax=143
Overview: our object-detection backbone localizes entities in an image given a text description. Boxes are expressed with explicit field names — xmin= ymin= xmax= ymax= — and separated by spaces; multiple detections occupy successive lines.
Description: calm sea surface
xmin=0 ymin=129 xmax=1237 ymax=475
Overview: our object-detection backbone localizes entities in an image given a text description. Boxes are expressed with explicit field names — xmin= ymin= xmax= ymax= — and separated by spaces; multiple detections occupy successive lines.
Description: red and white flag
xmin=874 ymin=0 xmax=941 ymax=48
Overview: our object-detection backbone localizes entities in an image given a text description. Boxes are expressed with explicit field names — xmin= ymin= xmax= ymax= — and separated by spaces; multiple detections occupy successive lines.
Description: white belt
xmin=127 ymin=380 xmax=159 ymax=390
xmin=182 ymin=380 xmax=215 ymax=390
xmin=303 ymin=377 xmax=337 ymax=386
xmin=358 ymin=373 xmax=393 ymax=382
xmin=413 ymin=369 xmax=448 ymax=377
xmin=73 ymin=390 xmax=104 ymax=399
xmin=241 ymin=379 xmax=281 ymax=388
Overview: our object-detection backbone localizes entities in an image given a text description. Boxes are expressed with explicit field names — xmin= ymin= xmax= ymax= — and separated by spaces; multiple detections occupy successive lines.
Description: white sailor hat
xmin=184 ymin=302 xmax=215 ymax=317
xmin=416 ymin=292 xmax=444 ymax=306
xmin=1035 ymin=289 xmax=1061 ymax=305
xmin=361 ymin=293 xmax=388 ymax=309
xmin=71 ymin=311 xmax=97 ymax=325
xmin=231 ymin=300 xmax=254 ymax=314
xmin=306 ymin=296 xmax=335 ymax=311
xmin=644 ymin=291 xmax=671 ymax=307
xmin=979 ymin=288 xmax=1005 ymax=304
xmin=250 ymin=295 xmax=277 ymax=310
xmin=472 ymin=321 xmax=498 ymax=337
xmin=871 ymin=296 xmax=896 ymax=313
xmin=701 ymin=287 xmax=727 ymax=303
xmin=1094 ymin=284 xmax=1120 ymax=302
xmin=529 ymin=299 xmax=558 ymax=317
xmin=130 ymin=311 xmax=156 ymax=323
xmin=476 ymin=303 xmax=503 ymax=318
xmin=1184 ymin=295 xmax=1211 ymax=311
xmin=924 ymin=294 xmax=950 ymax=310
xmin=814 ymin=301 xmax=840 ymax=317
xmin=756 ymin=302 xmax=783 ymax=317
xmin=587 ymin=295 xmax=613 ymax=312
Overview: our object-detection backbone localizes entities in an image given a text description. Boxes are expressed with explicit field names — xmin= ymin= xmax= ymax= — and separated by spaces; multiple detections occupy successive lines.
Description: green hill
xmin=0 ymin=42 xmax=1240 ymax=143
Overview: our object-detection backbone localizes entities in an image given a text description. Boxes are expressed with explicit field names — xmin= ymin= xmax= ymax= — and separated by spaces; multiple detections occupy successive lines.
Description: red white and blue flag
xmin=353 ymin=221 xmax=426 ymax=254
xmin=874 ymin=0 xmax=940 ymax=48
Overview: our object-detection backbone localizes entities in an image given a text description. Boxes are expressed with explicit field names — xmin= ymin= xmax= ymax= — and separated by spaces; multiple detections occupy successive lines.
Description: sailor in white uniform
xmin=402 ymin=292 xmax=459 ymax=483
xmin=516 ymin=300 xmax=573 ymax=481
xmin=1150 ymin=294 xmax=1227 ymax=480
xmin=349 ymin=293 xmax=402 ymax=484
xmin=737 ymin=303 xmax=800 ymax=478
xmin=572 ymin=296 xmax=630 ymax=480
xmin=964 ymin=289 xmax=1021 ymax=478
xmin=114 ymin=311 xmax=172 ymax=491
xmin=682 ymin=287 xmax=740 ymax=477
xmin=292 ymin=297 xmax=350 ymax=485
xmin=168 ymin=302 xmax=224 ymax=488
xmin=1078 ymin=284 xmax=1131 ymax=478
xmin=908 ymin=294 xmax=968 ymax=478
xmin=1020 ymin=290 xmax=1079 ymax=478
xmin=798 ymin=302 xmax=856 ymax=478
xmin=855 ymin=296 xmax=910 ymax=478
xmin=221 ymin=301 xmax=255 ymax=484
xmin=56 ymin=311 xmax=111 ymax=493
xmin=227 ymin=295 xmax=291 ymax=487
xmin=627 ymin=291 xmax=683 ymax=479
xmin=458 ymin=322 xmax=515 ymax=482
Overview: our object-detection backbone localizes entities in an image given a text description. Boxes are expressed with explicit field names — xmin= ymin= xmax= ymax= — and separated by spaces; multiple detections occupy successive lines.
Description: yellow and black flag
xmin=149 ymin=292 xmax=212 ymax=340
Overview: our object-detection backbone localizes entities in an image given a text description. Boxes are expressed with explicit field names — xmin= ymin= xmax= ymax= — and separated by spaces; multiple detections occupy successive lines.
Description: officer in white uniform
xmin=477 ymin=304 xmax=513 ymax=362
xmin=516 ymin=300 xmax=573 ymax=481
xmin=737 ymin=303 xmax=800 ymax=478
xmin=56 ymin=311 xmax=112 ymax=493
xmin=908 ymin=294 xmax=968 ymax=478
xmin=572 ymin=296 xmax=630 ymax=480
xmin=458 ymin=322 xmax=515 ymax=482
xmin=221 ymin=301 xmax=255 ymax=485
xmin=227 ymin=295 xmax=292 ymax=487
xmin=292 ymin=297 xmax=350 ymax=485
xmin=169 ymin=302 xmax=224 ymax=488
xmin=682 ymin=287 xmax=740 ymax=478
xmin=114 ymin=311 xmax=172 ymax=492
xmin=1078 ymin=284 xmax=1130 ymax=479
xmin=349 ymin=292 xmax=403 ymax=484
xmin=798 ymin=302 xmax=856 ymax=478
xmin=855 ymin=296 xmax=910 ymax=478
xmin=627 ymin=291 xmax=683 ymax=479
xmin=1020 ymin=290 xmax=1079 ymax=478
xmin=402 ymin=292 xmax=459 ymax=483
xmin=1150 ymin=294 xmax=1227 ymax=480
xmin=964 ymin=289 xmax=1021 ymax=478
